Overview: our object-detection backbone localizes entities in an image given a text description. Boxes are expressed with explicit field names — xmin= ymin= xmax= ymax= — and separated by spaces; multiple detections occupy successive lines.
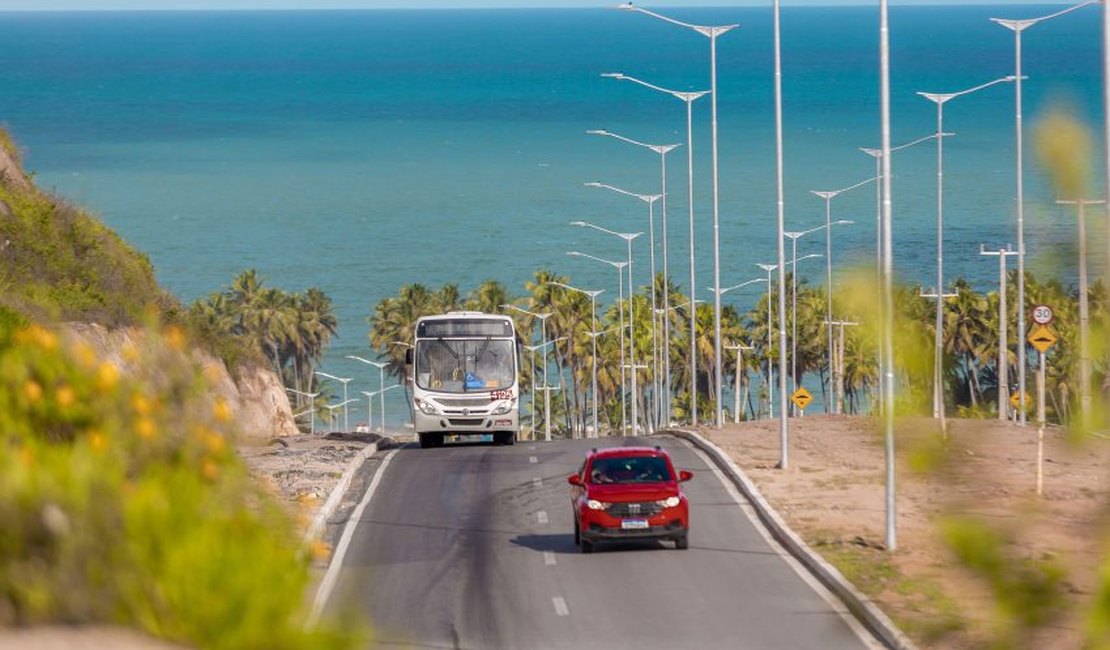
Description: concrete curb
xmin=301 ymin=441 xmax=378 ymax=547
xmin=669 ymin=428 xmax=916 ymax=650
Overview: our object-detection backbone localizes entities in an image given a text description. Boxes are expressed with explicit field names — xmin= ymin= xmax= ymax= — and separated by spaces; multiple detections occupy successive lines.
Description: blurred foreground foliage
xmin=0 ymin=311 xmax=361 ymax=649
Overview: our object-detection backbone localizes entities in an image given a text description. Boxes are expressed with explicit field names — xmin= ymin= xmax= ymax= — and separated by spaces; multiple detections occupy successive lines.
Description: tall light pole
xmin=502 ymin=304 xmax=553 ymax=440
xmin=707 ymin=278 xmax=764 ymax=420
xmin=784 ymin=222 xmax=850 ymax=413
xmin=572 ymin=221 xmax=643 ymax=435
xmin=347 ymin=355 xmax=388 ymax=433
xmin=980 ymin=244 xmax=1019 ymax=421
xmin=363 ymin=385 xmax=400 ymax=434
xmin=587 ymin=130 xmax=682 ymax=424
xmin=1056 ymin=198 xmax=1106 ymax=422
xmin=314 ymin=371 xmax=352 ymax=432
xmin=879 ymin=0 xmax=897 ymax=552
xmin=860 ymin=134 xmax=942 ymax=412
xmin=548 ymin=281 xmax=605 ymax=438
xmin=619 ymin=3 xmax=738 ymax=430
xmin=285 ymin=387 xmax=318 ymax=435
xmin=990 ymin=0 xmax=1099 ymax=425
xmin=810 ymin=179 xmax=873 ymax=413
xmin=917 ymin=75 xmax=1016 ymax=427
xmin=323 ymin=399 xmax=359 ymax=434
xmin=568 ymin=250 xmax=630 ymax=435
xmin=601 ymin=73 xmax=709 ymax=426
xmin=585 ymin=181 xmax=664 ymax=427
xmin=771 ymin=0 xmax=789 ymax=466
xmin=756 ymin=263 xmax=778 ymax=419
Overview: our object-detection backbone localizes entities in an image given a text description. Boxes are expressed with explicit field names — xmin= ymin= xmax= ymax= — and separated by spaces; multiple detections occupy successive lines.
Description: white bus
xmin=407 ymin=312 xmax=520 ymax=448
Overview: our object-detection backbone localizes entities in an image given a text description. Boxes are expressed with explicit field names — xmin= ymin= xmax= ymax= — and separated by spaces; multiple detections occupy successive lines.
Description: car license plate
xmin=621 ymin=519 xmax=649 ymax=530
xmin=477 ymin=434 xmax=493 ymax=442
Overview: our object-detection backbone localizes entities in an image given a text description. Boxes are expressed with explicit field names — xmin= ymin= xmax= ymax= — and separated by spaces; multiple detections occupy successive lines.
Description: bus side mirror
xmin=405 ymin=348 xmax=413 ymax=365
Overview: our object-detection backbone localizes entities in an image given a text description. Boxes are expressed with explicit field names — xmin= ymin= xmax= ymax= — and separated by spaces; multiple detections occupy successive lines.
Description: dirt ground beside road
xmin=695 ymin=415 xmax=1110 ymax=650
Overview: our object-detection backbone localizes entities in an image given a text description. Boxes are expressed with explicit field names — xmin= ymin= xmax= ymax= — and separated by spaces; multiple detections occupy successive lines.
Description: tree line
xmin=369 ymin=269 xmax=1109 ymax=435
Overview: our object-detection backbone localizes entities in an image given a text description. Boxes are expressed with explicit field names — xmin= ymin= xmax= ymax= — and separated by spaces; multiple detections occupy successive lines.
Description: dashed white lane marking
xmin=529 ymin=456 xmax=538 ymax=464
xmin=544 ymin=551 xmax=557 ymax=566
xmin=552 ymin=597 xmax=569 ymax=616
xmin=533 ymin=477 xmax=542 ymax=489
xmin=529 ymin=445 xmax=537 ymax=451
xmin=537 ymin=510 xmax=549 ymax=525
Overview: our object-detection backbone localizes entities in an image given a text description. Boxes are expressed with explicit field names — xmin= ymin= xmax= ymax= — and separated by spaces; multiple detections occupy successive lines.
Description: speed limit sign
xmin=1031 ymin=305 xmax=1054 ymax=325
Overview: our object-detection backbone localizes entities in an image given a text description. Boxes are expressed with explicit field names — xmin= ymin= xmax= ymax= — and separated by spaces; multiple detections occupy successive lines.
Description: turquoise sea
xmin=0 ymin=6 xmax=1103 ymax=426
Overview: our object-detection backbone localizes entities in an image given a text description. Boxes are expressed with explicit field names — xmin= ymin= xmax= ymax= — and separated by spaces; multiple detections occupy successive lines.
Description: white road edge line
xmin=307 ymin=448 xmax=399 ymax=628
xmin=537 ymin=510 xmax=549 ymax=525
xmin=681 ymin=440 xmax=885 ymax=650
xmin=529 ymin=456 xmax=538 ymax=464
xmin=544 ymin=551 xmax=557 ymax=566
xmin=552 ymin=596 xmax=569 ymax=616
xmin=533 ymin=477 xmax=542 ymax=489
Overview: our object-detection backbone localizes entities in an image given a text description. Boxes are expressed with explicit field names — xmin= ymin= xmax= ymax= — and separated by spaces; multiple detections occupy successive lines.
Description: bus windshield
xmin=415 ymin=338 xmax=515 ymax=393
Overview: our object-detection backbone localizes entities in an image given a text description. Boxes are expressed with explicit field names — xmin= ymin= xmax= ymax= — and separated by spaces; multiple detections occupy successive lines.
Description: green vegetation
xmin=0 ymin=130 xmax=171 ymax=325
xmin=0 ymin=318 xmax=360 ymax=648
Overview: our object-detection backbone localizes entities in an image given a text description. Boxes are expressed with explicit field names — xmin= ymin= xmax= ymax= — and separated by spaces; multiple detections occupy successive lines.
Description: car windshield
xmin=415 ymin=338 xmax=515 ymax=393
xmin=589 ymin=456 xmax=672 ymax=484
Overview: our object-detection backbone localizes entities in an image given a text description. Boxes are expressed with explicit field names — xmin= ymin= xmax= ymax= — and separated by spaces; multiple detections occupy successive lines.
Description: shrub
xmin=0 ymin=318 xmax=362 ymax=648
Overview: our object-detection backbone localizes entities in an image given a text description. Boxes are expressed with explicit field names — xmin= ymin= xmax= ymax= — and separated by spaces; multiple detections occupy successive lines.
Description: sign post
xmin=1027 ymin=307 xmax=1057 ymax=497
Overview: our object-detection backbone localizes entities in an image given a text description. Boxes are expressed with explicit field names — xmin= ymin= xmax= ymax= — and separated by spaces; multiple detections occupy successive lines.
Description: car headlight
xmin=491 ymin=401 xmax=513 ymax=415
xmin=586 ymin=499 xmax=609 ymax=511
xmin=656 ymin=496 xmax=681 ymax=509
xmin=415 ymin=398 xmax=439 ymax=416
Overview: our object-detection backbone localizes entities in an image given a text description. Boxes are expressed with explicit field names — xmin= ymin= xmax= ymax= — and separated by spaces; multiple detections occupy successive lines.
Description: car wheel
xmin=580 ymin=539 xmax=594 ymax=554
xmin=675 ymin=535 xmax=689 ymax=550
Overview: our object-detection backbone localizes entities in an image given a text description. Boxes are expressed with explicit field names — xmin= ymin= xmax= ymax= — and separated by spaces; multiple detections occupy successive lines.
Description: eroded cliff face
xmin=61 ymin=323 xmax=297 ymax=440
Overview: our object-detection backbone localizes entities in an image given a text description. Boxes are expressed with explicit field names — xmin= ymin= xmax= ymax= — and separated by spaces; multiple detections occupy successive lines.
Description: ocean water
xmin=0 ymin=6 xmax=1102 ymax=426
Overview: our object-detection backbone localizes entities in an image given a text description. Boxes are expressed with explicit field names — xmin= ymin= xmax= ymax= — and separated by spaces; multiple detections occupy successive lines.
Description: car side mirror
xmin=678 ymin=470 xmax=693 ymax=482
xmin=567 ymin=474 xmax=582 ymax=487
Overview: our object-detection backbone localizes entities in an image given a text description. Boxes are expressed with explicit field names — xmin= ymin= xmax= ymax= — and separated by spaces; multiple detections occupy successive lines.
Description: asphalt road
xmin=322 ymin=435 xmax=883 ymax=650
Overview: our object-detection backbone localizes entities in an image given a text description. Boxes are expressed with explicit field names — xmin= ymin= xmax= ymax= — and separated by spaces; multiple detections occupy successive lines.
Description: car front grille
xmin=607 ymin=501 xmax=663 ymax=517
xmin=447 ymin=418 xmax=485 ymax=427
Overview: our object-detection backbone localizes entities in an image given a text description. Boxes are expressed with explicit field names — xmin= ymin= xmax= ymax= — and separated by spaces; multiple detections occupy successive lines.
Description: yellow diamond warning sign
xmin=791 ymin=387 xmax=813 ymax=411
xmin=1027 ymin=324 xmax=1058 ymax=354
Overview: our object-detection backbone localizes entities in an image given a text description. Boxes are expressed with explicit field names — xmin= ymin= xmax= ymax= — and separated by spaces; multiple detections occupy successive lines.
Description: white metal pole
xmin=1037 ymin=349 xmax=1046 ymax=496
xmin=791 ymin=236 xmax=799 ymax=414
xmin=1057 ymin=199 xmax=1104 ymax=422
xmin=660 ymin=149 xmax=672 ymax=426
xmin=824 ymin=195 xmax=835 ymax=413
xmin=773 ymin=0 xmax=789 ymax=467
xmin=687 ymin=99 xmax=699 ymax=426
xmin=880 ymin=0 xmax=897 ymax=552
xmin=647 ymin=198 xmax=659 ymax=433
xmin=618 ymin=265 xmax=627 ymax=435
xmin=542 ymin=317 xmax=550 ymax=442
xmin=591 ymin=292 xmax=599 ymax=437
xmin=627 ymin=236 xmax=639 ymax=435
xmin=711 ymin=30 xmax=724 ymax=430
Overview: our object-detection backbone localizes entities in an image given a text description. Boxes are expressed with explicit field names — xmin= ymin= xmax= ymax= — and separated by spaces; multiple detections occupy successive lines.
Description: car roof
xmin=588 ymin=446 xmax=670 ymax=459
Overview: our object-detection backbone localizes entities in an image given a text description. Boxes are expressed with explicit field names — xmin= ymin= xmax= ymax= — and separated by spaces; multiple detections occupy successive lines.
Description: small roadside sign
xmin=1031 ymin=305 xmax=1054 ymax=326
xmin=1027 ymin=324 xmax=1058 ymax=354
xmin=791 ymin=387 xmax=813 ymax=411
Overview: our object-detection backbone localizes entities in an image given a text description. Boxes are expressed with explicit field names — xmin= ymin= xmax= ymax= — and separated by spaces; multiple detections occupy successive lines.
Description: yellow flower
xmin=163 ymin=325 xmax=187 ymax=352
xmin=131 ymin=392 xmax=152 ymax=416
xmin=95 ymin=362 xmax=120 ymax=392
xmin=16 ymin=325 xmax=57 ymax=351
xmin=88 ymin=430 xmax=108 ymax=453
xmin=204 ymin=431 xmax=226 ymax=455
xmin=55 ymin=384 xmax=76 ymax=409
xmin=24 ymin=380 xmax=43 ymax=404
xmin=70 ymin=342 xmax=97 ymax=368
xmin=212 ymin=398 xmax=233 ymax=424
xmin=200 ymin=457 xmax=220 ymax=482
xmin=136 ymin=417 xmax=157 ymax=440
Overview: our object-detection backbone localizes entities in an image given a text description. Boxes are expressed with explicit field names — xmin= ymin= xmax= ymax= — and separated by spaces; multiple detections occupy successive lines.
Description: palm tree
xmin=467 ymin=280 xmax=514 ymax=314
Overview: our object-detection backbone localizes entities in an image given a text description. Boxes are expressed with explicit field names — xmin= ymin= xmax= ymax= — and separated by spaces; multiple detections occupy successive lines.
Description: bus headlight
xmin=415 ymin=398 xmax=439 ymax=416
xmin=491 ymin=401 xmax=513 ymax=415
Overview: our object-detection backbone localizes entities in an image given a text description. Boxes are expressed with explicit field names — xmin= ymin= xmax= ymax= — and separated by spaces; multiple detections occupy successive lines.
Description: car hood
xmin=586 ymin=482 xmax=680 ymax=502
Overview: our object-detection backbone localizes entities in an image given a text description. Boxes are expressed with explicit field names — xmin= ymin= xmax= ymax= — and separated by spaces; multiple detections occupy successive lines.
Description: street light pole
xmin=757 ymin=263 xmax=778 ymax=419
xmin=917 ymin=75 xmax=1015 ymax=426
xmin=810 ymin=179 xmax=873 ymax=413
xmin=571 ymin=221 xmax=643 ymax=435
xmin=725 ymin=342 xmax=754 ymax=423
xmin=585 ymin=180 xmax=664 ymax=428
xmin=502 ymin=304 xmax=553 ymax=441
xmin=348 ymin=355 xmax=389 ymax=432
xmin=285 ymin=387 xmax=319 ymax=435
xmin=619 ymin=3 xmax=738 ymax=431
xmin=549 ymin=281 xmax=605 ymax=438
xmin=568 ymin=250 xmax=631 ymax=435
xmin=314 ymin=371 xmax=353 ymax=432
xmin=602 ymin=73 xmax=708 ymax=426
xmin=990 ymin=0 xmax=1099 ymax=425
xmin=880 ymin=0 xmax=897 ymax=552
xmin=1056 ymin=198 xmax=1106 ymax=422
xmin=979 ymin=244 xmax=1019 ymax=421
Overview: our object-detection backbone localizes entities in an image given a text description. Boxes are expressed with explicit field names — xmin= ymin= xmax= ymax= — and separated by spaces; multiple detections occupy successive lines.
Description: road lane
xmin=323 ymin=437 xmax=882 ymax=650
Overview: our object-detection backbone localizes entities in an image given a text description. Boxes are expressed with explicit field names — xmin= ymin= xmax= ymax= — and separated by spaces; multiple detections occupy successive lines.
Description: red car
xmin=567 ymin=446 xmax=693 ymax=553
